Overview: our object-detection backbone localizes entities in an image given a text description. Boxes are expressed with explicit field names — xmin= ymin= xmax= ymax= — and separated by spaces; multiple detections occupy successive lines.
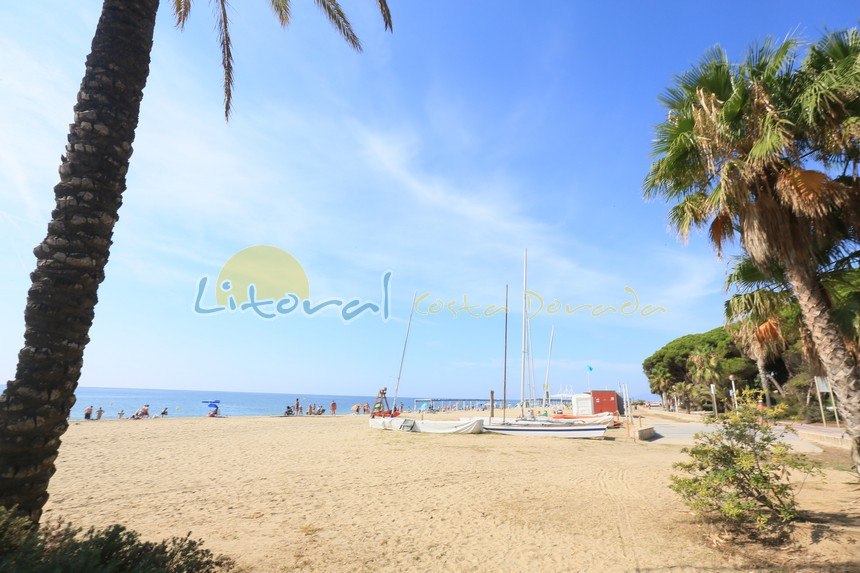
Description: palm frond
xmin=270 ymin=0 xmax=291 ymax=26
xmin=748 ymin=107 xmax=793 ymax=165
xmin=755 ymin=317 xmax=783 ymax=345
xmin=708 ymin=210 xmax=735 ymax=257
xmin=774 ymin=168 xmax=850 ymax=218
xmin=377 ymin=0 xmax=393 ymax=32
xmin=724 ymin=255 xmax=785 ymax=293
xmin=174 ymin=0 xmax=192 ymax=28
xmin=668 ymin=192 xmax=711 ymax=240
xmin=213 ymin=0 xmax=234 ymax=120
xmin=313 ymin=0 xmax=362 ymax=52
xmin=725 ymin=288 xmax=790 ymax=323
xmin=744 ymin=37 xmax=797 ymax=82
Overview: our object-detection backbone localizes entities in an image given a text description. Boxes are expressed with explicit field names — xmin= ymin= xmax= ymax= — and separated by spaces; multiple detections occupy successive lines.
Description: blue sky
xmin=0 ymin=2 xmax=856 ymax=399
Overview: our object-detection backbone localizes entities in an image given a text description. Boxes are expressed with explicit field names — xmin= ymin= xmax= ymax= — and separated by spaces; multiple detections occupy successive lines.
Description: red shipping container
xmin=590 ymin=390 xmax=623 ymax=415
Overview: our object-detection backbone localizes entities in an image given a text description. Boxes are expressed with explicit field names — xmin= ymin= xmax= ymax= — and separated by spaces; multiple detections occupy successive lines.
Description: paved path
xmin=650 ymin=422 xmax=823 ymax=452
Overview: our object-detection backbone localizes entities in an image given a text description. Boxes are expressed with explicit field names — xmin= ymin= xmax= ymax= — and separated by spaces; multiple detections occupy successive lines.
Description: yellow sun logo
xmin=215 ymin=245 xmax=310 ymax=307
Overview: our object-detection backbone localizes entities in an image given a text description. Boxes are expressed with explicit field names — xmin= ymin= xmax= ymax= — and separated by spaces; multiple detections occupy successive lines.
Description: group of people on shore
xmin=283 ymin=400 xmax=390 ymax=417
xmin=284 ymin=399 xmax=341 ymax=416
xmin=81 ymin=404 xmax=168 ymax=420
xmin=350 ymin=403 xmax=374 ymax=415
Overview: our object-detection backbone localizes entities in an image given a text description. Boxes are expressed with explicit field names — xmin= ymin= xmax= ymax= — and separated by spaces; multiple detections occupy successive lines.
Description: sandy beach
xmin=42 ymin=414 xmax=859 ymax=572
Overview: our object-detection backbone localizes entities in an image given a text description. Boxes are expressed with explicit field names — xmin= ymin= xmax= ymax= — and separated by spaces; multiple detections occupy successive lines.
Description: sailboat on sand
xmin=482 ymin=251 xmax=608 ymax=439
xmin=369 ymin=294 xmax=483 ymax=435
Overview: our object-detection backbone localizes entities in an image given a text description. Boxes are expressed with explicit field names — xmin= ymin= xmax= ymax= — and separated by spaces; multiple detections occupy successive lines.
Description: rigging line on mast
xmin=392 ymin=291 xmax=418 ymax=412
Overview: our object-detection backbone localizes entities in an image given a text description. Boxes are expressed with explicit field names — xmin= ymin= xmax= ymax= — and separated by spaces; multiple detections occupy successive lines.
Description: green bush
xmin=0 ymin=507 xmax=234 ymax=573
xmin=669 ymin=395 xmax=821 ymax=538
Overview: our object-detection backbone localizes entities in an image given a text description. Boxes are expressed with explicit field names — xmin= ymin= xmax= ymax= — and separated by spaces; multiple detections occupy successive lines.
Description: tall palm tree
xmin=0 ymin=0 xmax=393 ymax=523
xmin=673 ymin=381 xmax=704 ymax=414
xmin=687 ymin=350 xmax=722 ymax=408
xmin=724 ymin=256 xmax=794 ymax=405
xmin=644 ymin=31 xmax=860 ymax=472
xmin=724 ymin=252 xmax=860 ymax=403
xmin=648 ymin=365 xmax=674 ymax=409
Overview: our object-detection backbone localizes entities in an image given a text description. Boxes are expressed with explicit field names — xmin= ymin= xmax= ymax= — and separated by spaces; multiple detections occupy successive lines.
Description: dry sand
xmin=42 ymin=414 xmax=859 ymax=572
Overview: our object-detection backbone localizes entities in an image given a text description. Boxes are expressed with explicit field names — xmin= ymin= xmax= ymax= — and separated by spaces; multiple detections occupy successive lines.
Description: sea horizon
xmin=68 ymin=385 xmax=511 ymax=420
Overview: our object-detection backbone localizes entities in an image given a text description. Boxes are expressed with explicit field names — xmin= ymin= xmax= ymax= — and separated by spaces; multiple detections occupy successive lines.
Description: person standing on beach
xmin=330 ymin=401 xmax=337 ymax=415
xmin=363 ymin=402 xmax=370 ymax=414
xmin=84 ymin=405 xmax=93 ymax=420
xmin=95 ymin=407 xmax=104 ymax=420
xmin=295 ymin=398 xmax=300 ymax=414
xmin=117 ymin=410 xmax=125 ymax=419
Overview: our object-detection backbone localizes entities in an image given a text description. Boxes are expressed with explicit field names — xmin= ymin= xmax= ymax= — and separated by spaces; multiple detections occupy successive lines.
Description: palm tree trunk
xmin=0 ymin=0 xmax=159 ymax=522
xmin=756 ymin=354 xmax=772 ymax=407
xmin=766 ymin=373 xmax=786 ymax=397
xmin=783 ymin=263 xmax=860 ymax=474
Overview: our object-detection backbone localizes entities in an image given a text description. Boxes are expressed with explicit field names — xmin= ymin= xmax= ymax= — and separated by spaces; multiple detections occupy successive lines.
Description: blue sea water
xmin=68 ymin=387 xmax=506 ymax=420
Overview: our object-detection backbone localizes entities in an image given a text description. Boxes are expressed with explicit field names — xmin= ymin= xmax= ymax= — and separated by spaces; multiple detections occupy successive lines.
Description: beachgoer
xmin=330 ymin=401 xmax=337 ymax=415
xmin=161 ymin=407 xmax=168 ymax=417
xmin=295 ymin=398 xmax=300 ymax=413
xmin=84 ymin=405 xmax=93 ymax=420
xmin=95 ymin=407 xmax=104 ymax=420
xmin=140 ymin=405 xmax=150 ymax=418
xmin=352 ymin=403 xmax=360 ymax=415
xmin=363 ymin=402 xmax=370 ymax=414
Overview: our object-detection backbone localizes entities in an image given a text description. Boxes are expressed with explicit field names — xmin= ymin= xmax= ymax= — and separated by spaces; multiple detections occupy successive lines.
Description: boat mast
xmin=520 ymin=249 xmax=527 ymax=418
xmin=502 ymin=285 xmax=509 ymax=424
xmin=544 ymin=325 xmax=554 ymax=408
xmin=392 ymin=292 xmax=417 ymax=413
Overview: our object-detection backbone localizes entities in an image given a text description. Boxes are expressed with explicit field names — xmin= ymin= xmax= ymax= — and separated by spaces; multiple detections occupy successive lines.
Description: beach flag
xmin=587 ymin=365 xmax=593 ymax=372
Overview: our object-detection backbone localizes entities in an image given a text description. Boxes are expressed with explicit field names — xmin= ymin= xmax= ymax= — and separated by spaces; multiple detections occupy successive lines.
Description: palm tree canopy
xmin=644 ymin=32 xmax=859 ymax=265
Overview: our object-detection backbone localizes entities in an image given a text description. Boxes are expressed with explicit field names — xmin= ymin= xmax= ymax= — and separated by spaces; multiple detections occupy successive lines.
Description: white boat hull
xmin=369 ymin=418 xmax=484 ymax=434
xmin=482 ymin=423 xmax=606 ymax=438
xmin=461 ymin=414 xmax=614 ymax=427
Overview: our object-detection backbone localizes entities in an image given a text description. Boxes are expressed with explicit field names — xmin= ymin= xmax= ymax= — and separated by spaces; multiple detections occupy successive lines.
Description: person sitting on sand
xmin=161 ymin=407 xmax=168 ymax=417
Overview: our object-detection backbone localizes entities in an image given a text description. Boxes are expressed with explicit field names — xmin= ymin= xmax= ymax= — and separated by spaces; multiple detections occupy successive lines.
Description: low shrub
xmin=0 ymin=507 xmax=234 ymax=573
xmin=669 ymin=395 xmax=821 ymax=539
